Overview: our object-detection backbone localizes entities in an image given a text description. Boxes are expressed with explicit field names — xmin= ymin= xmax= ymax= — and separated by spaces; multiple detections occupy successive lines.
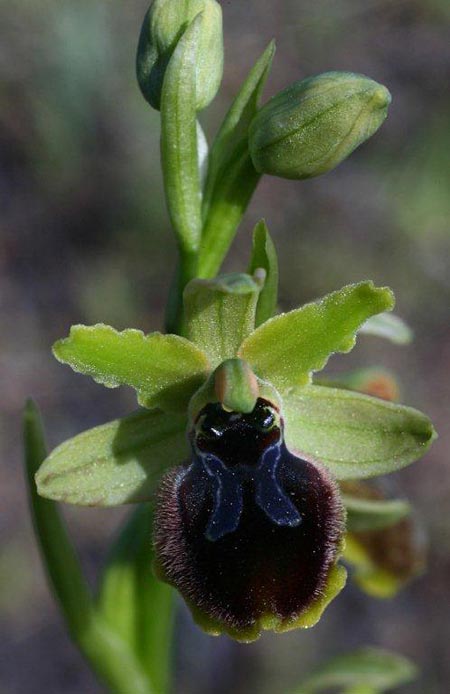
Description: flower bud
xmin=136 ymin=0 xmax=223 ymax=111
xmin=248 ymin=71 xmax=391 ymax=180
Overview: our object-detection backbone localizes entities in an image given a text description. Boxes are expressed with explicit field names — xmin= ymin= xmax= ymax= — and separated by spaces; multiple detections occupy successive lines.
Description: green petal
xmin=184 ymin=273 xmax=262 ymax=367
xmin=294 ymin=647 xmax=418 ymax=693
xmin=359 ymin=312 xmax=413 ymax=344
xmin=342 ymin=494 xmax=411 ymax=532
xmin=239 ymin=281 xmax=394 ymax=390
xmin=247 ymin=220 xmax=279 ymax=326
xmin=36 ymin=409 xmax=188 ymax=506
xmin=283 ymin=385 xmax=436 ymax=479
xmin=53 ymin=324 xmax=209 ymax=411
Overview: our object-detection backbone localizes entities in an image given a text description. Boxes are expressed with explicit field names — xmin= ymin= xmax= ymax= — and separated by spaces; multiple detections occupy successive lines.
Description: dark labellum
xmin=154 ymin=398 xmax=344 ymax=637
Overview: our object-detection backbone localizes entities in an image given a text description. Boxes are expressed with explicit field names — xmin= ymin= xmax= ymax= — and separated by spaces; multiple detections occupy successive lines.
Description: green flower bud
xmin=136 ymin=0 xmax=223 ymax=111
xmin=248 ymin=71 xmax=391 ymax=180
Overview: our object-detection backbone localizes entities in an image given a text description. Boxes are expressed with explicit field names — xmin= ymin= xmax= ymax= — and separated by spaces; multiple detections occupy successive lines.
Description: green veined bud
xmin=248 ymin=71 xmax=391 ymax=180
xmin=136 ymin=0 xmax=223 ymax=111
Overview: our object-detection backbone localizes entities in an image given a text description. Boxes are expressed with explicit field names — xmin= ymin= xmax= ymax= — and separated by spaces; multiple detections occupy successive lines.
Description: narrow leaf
xmin=360 ymin=312 xmax=413 ymax=344
xmin=184 ymin=272 xmax=262 ymax=367
xmin=240 ymin=282 xmax=395 ymax=391
xmin=198 ymin=141 xmax=261 ymax=278
xmin=97 ymin=505 xmax=174 ymax=694
xmin=199 ymin=42 xmax=275 ymax=278
xmin=24 ymin=400 xmax=93 ymax=635
xmin=36 ymin=409 xmax=188 ymax=506
xmin=160 ymin=14 xmax=203 ymax=254
xmin=53 ymin=324 xmax=209 ymax=412
xmin=283 ymin=385 xmax=436 ymax=479
xmin=24 ymin=401 xmax=153 ymax=694
xmin=294 ymin=647 xmax=417 ymax=693
xmin=342 ymin=494 xmax=411 ymax=532
xmin=247 ymin=220 xmax=279 ymax=326
xmin=202 ymin=40 xmax=275 ymax=216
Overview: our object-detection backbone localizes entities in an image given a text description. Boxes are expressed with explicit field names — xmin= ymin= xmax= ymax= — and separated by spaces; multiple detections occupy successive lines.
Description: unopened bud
xmin=136 ymin=0 xmax=223 ymax=111
xmin=249 ymin=71 xmax=391 ymax=180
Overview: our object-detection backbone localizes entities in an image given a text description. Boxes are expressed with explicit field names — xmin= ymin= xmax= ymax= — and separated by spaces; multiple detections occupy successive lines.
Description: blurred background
xmin=1 ymin=0 xmax=449 ymax=692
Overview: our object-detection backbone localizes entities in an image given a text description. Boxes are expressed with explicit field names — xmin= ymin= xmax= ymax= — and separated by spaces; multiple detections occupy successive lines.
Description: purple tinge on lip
xmin=154 ymin=399 xmax=344 ymax=635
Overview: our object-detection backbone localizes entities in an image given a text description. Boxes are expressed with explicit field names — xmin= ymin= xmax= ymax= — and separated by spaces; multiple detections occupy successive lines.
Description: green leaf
xmin=24 ymin=401 xmax=154 ymax=694
xmin=160 ymin=14 xmax=203 ymax=256
xmin=24 ymin=400 xmax=94 ymax=636
xmin=247 ymin=220 xmax=279 ymax=326
xmin=240 ymin=282 xmax=395 ymax=391
xmin=184 ymin=272 xmax=262 ymax=367
xmin=202 ymin=41 xmax=275 ymax=217
xmin=198 ymin=142 xmax=261 ymax=278
xmin=283 ymin=385 xmax=436 ymax=479
xmin=294 ymin=647 xmax=417 ymax=693
xmin=36 ymin=408 xmax=188 ymax=506
xmin=97 ymin=505 xmax=174 ymax=694
xmin=359 ymin=312 xmax=413 ymax=344
xmin=198 ymin=42 xmax=275 ymax=278
xmin=342 ymin=494 xmax=411 ymax=532
xmin=53 ymin=324 xmax=210 ymax=412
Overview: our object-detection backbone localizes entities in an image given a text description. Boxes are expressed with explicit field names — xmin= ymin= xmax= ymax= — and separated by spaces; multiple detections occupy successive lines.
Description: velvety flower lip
xmin=154 ymin=398 xmax=345 ymax=641
xmin=35 ymin=268 xmax=436 ymax=640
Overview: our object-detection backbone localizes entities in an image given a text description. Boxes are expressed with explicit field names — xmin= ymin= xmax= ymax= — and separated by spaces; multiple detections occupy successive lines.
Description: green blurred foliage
xmin=1 ymin=1 xmax=449 ymax=693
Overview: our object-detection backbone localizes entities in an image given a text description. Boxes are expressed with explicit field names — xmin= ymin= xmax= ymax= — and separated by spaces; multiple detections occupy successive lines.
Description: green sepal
xmin=183 ymin=563 xmax=346 ymax=643
xmin=53 ymin=324 xmax=209 ymax=412
xmin=239 ymin=282 xmax=395 ymax=391
xmin=184 ymin=272 xmax=263 ymax=367
xmin=359 ymin=312 xmax=413 ymax=344
xmin=247 ymin=220 xmax=279 ymax=326
xmin=342 ymin=494 xmax=411 ymax=532
xmin=36 ymin=409 xmax=188 ymax=506
xmin=24 ymin=401 xmax=154 ymax=694
xmin=96 ymin=505 xmax=174 ymax=694
xmin=199 ymin=42 xmax=275 ymax=278
xmin=202 ymin=40 xmax=275 ymax=219
xmin=160 ymin=13 xmax=203 ymax=255
xmin=293 ymin=647 xmax=417 ymax=693
xmin=283 ymin=385 xmax=436 ymax=479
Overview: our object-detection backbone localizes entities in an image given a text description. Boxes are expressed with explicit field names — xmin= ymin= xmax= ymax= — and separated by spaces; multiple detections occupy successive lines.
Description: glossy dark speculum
xmin=154 ymin=398 xmax=344 ymax=635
